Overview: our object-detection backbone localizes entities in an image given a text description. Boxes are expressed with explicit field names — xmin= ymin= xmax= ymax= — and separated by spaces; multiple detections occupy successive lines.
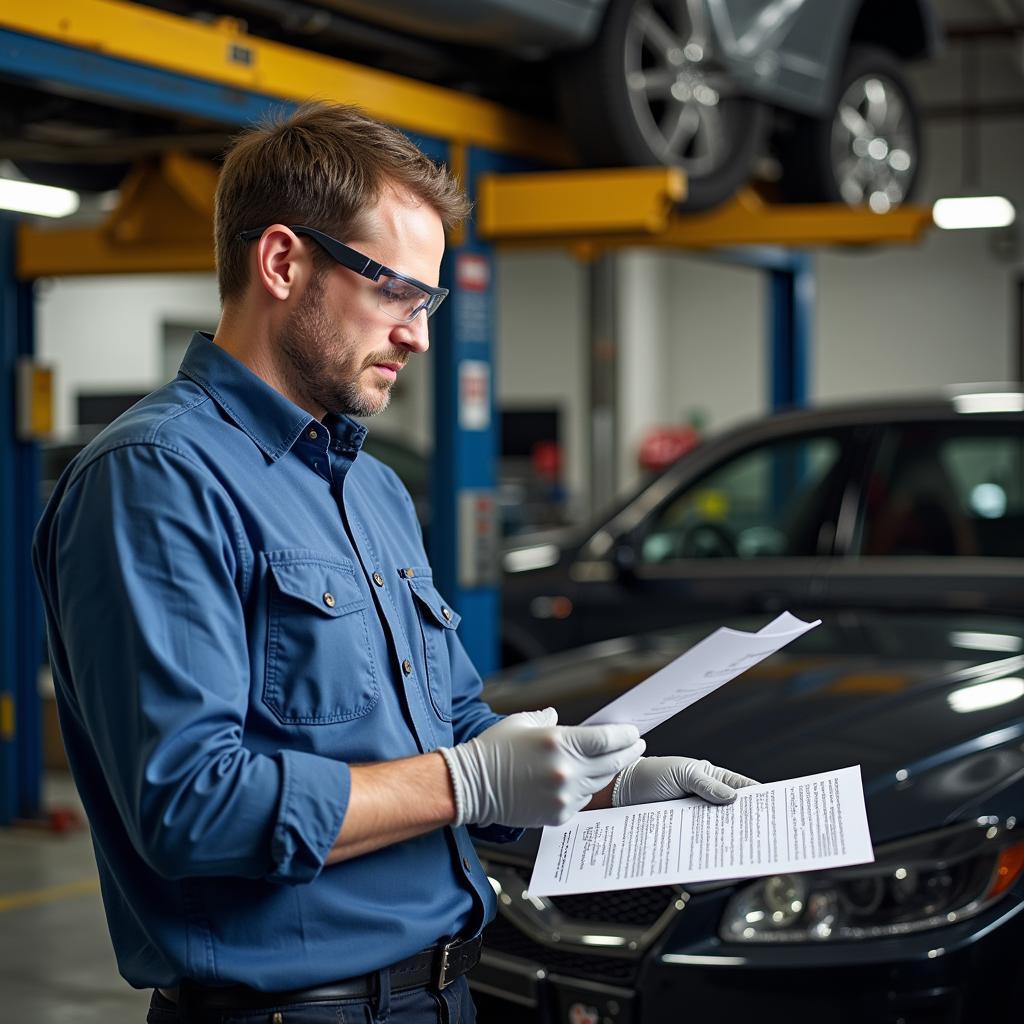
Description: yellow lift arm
xmin=477 ymin=172 xmax=934 ymax=252
xmin=18 ymin=154 xmax=219 ymax=277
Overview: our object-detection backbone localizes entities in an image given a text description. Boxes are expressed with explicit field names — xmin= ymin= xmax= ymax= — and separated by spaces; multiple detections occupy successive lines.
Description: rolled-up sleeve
xmin=44 ymin=442 xmax=348 ymax=883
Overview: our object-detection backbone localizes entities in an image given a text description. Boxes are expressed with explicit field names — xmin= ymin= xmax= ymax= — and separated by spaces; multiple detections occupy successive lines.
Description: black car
xmin=471 ymin=609 xmax=1024 ymax=1022
xmin=500 ymin=390 xmax=1024 ymax=666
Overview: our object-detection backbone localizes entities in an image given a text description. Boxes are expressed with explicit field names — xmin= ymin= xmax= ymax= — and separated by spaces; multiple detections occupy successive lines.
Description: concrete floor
xmin=0 ymin=773 xmax=151 ymax=1023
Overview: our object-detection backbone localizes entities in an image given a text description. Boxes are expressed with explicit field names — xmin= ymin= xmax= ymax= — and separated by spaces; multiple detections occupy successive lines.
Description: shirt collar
xmin=179 ymin=332 xmax=367 ymax=460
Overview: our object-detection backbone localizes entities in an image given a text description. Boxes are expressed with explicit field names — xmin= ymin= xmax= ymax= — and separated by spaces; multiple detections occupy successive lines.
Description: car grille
xmin=501 ymin=864 xmax=680 ymax=927
xmin=548 ymin=884 xmax=681 ymax=927
xmin=482 ymin=915 xmax=640 ymax=984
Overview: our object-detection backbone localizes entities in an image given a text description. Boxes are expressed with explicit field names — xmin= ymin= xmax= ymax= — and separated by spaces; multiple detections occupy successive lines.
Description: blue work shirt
xmin=33 ymin=332 xmax=518 ymax=991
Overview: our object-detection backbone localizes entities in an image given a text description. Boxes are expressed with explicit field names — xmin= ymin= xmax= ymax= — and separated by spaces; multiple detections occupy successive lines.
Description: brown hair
xmin=214 ymin=102 xmax=470 ymax=303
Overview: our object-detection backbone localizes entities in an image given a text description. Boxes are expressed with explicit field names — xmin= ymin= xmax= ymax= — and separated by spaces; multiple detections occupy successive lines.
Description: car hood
xmin=481 ymin=610 xmax=1024 ymax=855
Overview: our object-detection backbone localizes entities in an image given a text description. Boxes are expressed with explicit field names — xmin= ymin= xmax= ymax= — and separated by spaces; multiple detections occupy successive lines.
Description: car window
xmin=637 ymin=434 xmax=846 ymax=563
xmin=859 ymin=425 xmax=1024 ymax=558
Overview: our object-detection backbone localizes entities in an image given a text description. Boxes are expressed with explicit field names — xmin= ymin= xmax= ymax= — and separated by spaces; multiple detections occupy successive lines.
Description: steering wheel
xmin=678 ymin=522 xmax=738 ymax=559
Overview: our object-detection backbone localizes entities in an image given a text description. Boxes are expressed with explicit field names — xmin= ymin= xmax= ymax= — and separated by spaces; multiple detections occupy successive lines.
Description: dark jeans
xmin=146 ymin=974 xmax=477 ymax=1024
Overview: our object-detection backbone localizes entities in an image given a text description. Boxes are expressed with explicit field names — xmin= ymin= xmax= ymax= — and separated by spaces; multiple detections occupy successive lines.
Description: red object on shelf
xmin=15 ymin=805 xmax=85 ymax=834
xmin=531 ymin=440 xmax=562 ymax=481
xmin=638 ymin=425 xmax=702 ymax=473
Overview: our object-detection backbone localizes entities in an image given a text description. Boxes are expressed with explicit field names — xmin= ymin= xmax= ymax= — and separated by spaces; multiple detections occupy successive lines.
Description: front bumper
xmin=469 ymin=891 xmax=1024 ymax=1024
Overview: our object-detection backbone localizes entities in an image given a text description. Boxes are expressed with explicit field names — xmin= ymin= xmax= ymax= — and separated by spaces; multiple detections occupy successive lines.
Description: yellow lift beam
xmin=477 ymin=167 xmax=687 ymax=239
xmin=19 ymin=153 xmax=218 ymax=277
xmin=0 ymin=0 xmax=570 ymax=164
xmin=477 ymin=173 xmax=934 ymax=252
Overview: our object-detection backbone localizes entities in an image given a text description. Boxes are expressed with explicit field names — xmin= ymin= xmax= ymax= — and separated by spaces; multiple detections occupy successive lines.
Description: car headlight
xmin=720 ymin=817 xmax=1024 ymax=943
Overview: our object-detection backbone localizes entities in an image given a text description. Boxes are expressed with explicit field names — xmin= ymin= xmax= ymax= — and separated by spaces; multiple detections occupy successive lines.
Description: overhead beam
xmin=477 ymin=167 xmax=687 ymax=239
xmin=478 ymin=182 xmax=934 ymax=252
xmin=0 ymin=0 xmax=570 ymax=164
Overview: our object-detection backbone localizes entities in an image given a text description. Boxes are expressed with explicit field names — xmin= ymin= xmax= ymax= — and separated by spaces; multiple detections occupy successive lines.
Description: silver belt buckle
xmin=436 ymin=939 xmax=456 ymax=990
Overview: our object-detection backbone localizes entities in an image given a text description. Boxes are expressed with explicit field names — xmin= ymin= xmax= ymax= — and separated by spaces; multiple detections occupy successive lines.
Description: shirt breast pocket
xmin=264 ymin=553 xmax=379 ymax=725
xmin=406 ymin=572 xmax=461 ymax=723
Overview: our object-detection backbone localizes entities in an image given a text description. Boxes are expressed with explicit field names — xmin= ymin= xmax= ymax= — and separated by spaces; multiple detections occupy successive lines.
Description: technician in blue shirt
xmin=34 ymin=102 xmax=755 ymax=1024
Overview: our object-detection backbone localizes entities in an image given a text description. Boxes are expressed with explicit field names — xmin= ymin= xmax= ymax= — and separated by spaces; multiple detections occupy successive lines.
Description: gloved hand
xmin=612 ymin=756 xmax=758 ymax=807
xmin=440 ymin=708 xmax=646 ymax=828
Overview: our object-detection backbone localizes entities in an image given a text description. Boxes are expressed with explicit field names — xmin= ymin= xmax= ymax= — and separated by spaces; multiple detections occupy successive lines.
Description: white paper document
xmin=582 ymin=611 xmax=820 ymax=736
xmin=528 ymin=766 xmax=873 ymax=897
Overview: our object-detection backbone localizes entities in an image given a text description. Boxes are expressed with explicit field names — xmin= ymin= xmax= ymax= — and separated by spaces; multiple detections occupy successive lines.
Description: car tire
xmin=779 ymin=44 xmax=922 ymax=209
xmin=556 ymin=0 xmax=767 ymax=211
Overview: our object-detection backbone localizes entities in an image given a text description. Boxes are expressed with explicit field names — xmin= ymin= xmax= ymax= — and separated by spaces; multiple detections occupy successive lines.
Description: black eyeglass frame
xmin=237 ymin=224 xmax=449 ymax=321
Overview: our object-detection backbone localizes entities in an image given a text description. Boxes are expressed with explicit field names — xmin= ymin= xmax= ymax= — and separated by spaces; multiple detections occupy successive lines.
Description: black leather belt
xmin=157 ymin=935 xmax=482 ymax=1011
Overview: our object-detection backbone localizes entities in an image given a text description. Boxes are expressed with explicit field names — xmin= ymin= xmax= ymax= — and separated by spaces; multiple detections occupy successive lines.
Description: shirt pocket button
xmin=323 ymin=592 xmax=336 ymax=608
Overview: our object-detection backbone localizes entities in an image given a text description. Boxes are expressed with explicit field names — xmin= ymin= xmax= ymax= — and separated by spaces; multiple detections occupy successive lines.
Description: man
xmin=34 ymin=103 xmax=754 ymax=1023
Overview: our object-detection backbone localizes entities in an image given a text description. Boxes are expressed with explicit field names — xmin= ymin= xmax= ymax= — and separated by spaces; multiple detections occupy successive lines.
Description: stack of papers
xmin=526 ymin=612 xmax=877 ymax=897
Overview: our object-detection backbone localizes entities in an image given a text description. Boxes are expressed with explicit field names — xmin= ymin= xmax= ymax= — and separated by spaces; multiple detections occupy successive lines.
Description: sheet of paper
xmin=582 ymin=611 xmax=820 ymax=736
xmin=528 ymin=766 xmax=873 ymax=897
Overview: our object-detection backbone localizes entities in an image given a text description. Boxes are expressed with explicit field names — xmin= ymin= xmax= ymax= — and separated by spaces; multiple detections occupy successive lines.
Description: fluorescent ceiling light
xmin=933 ymin=196 xmax=1015 ymax=230
xmin=0 ymin=177 xmax=80 ymax=218
xmin=952 ymin=392 xmax=1024 ymax=414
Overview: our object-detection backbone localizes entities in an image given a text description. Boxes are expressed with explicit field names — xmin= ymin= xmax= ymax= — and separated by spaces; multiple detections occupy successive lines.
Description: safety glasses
xmin=238 ymin=224 xmax=448 ymax=322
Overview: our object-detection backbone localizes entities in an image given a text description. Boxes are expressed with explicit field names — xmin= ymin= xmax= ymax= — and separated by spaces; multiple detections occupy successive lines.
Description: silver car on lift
xmin=314 ymin=0 xmax=940 ymax=209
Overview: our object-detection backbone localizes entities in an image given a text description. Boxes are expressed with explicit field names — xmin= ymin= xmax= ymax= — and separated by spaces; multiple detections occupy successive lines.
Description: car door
xmin=564 ymin=425 xmax=872 ymax=647
xmin=825 ymin=417 xmax=1024 ymax=613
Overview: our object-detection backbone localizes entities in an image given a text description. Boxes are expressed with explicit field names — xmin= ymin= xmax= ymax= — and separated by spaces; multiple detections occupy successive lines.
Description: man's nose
xmin=391 ymin=311 xmax=430 ymax=353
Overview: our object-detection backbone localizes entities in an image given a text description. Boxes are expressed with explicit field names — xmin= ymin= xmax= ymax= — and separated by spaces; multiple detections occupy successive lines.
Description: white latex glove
xmin=440 ymin=708 xmax=646 ymax=828
xmin=612 ymin=756 xmax=759 ymax=807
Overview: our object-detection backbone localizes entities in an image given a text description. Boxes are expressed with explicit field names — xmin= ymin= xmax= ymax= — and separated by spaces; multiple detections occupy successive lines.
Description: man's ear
xmin=253 ymin=225 xmax=312 ymax=301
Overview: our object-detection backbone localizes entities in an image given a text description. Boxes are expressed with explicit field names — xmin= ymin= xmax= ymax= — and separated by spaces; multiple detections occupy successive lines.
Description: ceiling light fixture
xmin=0 ymin=177 xmax=80 ymax=218
xmin=932 ymin=196 xmax=1016 ymax=230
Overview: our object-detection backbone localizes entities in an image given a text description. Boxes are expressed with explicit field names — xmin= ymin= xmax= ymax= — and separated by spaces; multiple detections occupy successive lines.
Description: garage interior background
xmin=2 ymin=1 xmax=1024 ymax=1021
xmin=25 ymin=0 xmax=1024 ymax=512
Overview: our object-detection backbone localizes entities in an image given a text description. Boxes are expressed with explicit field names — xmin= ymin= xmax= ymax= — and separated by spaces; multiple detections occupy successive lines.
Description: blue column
xmin=0 ymin=217 xmax=42 ymax=824
xmin=768 ymin=251 xmax=814 ymax=411
xmin=431 ymin=147 xmax=504 ymax=678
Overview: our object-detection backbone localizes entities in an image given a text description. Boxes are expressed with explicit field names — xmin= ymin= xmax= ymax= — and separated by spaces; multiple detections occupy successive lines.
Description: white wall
xmin=495 ymin=251 xmax=588 ymax=515
xmin=35 ymin=274 xmax=221 ymax=436
xmin=616 ymin=249 xmax=767 ymax=494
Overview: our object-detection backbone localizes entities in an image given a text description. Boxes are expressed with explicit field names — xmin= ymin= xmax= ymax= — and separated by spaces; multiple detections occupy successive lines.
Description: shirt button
xmin=441 ymin=607 xmax=452 ymax=621
xmin=402 ymin=659 xmax=413 ymax=675
xmin=462 ymin=856 xmax=472 ymax=871
xmin=307 ymin=428 xmax=318 ymax=440
xmin=272 ymin=1014 xmax=283 ymax=1024
xmin=372 ymin=572 xmax=385 ymax=587
xmin=403 ymin=567 xmax=415 ymax=578
xmin=323 ymin=592 xmax=335 ymax=608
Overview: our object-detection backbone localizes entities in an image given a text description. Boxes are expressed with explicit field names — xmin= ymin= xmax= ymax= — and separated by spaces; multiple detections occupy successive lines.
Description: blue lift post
xmin=768 ymin=252 xmax=814 ymax=412
xmin=711 ymin=245 xmax=814 ymax=411
xmin=0 ymin=218 xmax=42 ymax=825
xmin=431 ymin=145 xmax=534 ymax=678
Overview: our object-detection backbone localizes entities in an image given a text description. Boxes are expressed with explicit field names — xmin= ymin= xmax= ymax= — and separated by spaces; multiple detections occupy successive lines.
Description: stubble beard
xmin=277 ymin=276 xmax=396 ymax=418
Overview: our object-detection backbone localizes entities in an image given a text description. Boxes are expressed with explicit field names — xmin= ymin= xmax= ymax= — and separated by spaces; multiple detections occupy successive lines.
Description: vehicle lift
xmin=0 ymin=0 xmax=933 ymax=824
